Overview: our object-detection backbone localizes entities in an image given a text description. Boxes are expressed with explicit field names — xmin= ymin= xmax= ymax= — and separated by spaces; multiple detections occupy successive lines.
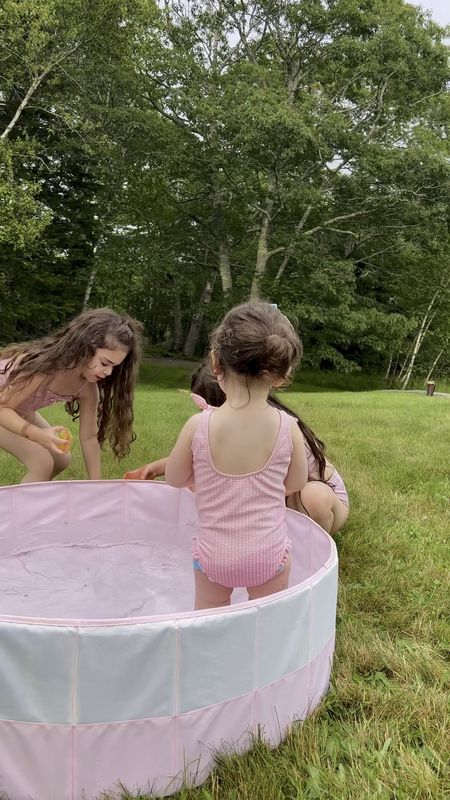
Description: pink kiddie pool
xmin=0 ymin=480 xmax=337 ymax=799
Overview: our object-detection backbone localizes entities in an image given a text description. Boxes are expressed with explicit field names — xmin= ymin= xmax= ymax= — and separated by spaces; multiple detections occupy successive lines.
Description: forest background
xmin=1 ymin=0 xmax=449 ymax=389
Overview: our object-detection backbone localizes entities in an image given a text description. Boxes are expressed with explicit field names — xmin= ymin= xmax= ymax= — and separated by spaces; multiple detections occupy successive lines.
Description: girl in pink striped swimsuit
xmin=128 ymin=363 xmax=349 ymax=535
xmin=165 ymin=302 xmax=308 ymax=610
xmin=189 ymin=375 xmax=349 ymax=534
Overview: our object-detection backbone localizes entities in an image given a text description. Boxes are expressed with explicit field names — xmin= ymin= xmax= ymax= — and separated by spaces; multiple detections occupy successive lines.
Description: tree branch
xmin=1 ymin=67 xmax=52 ymax=139
xmin=266 ymin=246 xmax=286 ymax=258
xmin=1 ymin=38 xmax=95 ymax=139
xmin=302 ymin=210 xmax=369 ymax=238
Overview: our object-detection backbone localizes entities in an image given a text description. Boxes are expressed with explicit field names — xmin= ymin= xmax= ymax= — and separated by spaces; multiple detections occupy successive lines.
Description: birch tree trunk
xmin=82 ymin=267 xmax=98 ymax=311
xmin=385 ymin=352 xmax=393 ymax=380
xmin=1 ymin=40 xmax=86 ymax=140
xmin=397 ymin=340 xmax=414 ymax=383
xmin=218 ymin=239 xmax=232 ymax=296
xmin=250 ymin=173 xmax=276 ymax=300
xmin=400 ymin=290 xmax=440 ymax=389
xmin=274 ymin=204 xmax=313 ymax=285
xmin=1 ymin=69 xmax=52 ymax=140
xmin=172 ymin=289 xmax=183 ymax=351
xmin=82 ymin=239 xmax=103 ymax=311
xmin=426 ymin=348 xmax=445 ymax=383
xmin=389 ymin=352 xmax=400 ymax=386
xmin=183 ymin=270 xmax=217 ymax=358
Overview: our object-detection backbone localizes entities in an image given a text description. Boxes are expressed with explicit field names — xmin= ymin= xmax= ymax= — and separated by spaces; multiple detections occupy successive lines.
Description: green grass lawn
xmin=0 ymin=368 xmax=448 ymax=799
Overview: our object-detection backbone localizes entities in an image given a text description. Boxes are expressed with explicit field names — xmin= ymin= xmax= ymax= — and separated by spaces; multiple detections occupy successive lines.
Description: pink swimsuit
xmin=0 ymin=359 xmax=86 ymax=419
xmin=191 ymin=407 xmax=293 ymax=588
xmin=305 ymin=442 xmax=349 ymax=507
xmin=191 ymin=393 xmax=349 ymax=508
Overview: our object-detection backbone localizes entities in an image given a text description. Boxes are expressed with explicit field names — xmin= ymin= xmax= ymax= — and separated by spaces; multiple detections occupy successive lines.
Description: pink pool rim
xmin=0 ymin=480 xmax=338 ymax=799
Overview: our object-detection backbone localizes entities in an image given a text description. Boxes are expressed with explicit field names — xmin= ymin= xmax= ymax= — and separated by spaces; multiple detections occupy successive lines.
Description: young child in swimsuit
xmin=0 ymin=308 xmax=142 ymax=482
xmin=128 ymin=363 xmax=349 ymax=536
xmin=152 ymin=301 xmax=307 ymax=608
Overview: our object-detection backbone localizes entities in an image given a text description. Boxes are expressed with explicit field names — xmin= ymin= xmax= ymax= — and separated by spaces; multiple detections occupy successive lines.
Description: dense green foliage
xmin=0 ymin=0 xmax=449 ymax=385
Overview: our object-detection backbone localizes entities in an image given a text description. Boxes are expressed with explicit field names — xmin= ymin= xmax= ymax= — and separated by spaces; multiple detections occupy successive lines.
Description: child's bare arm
xmin=165 ymin=415 xmax=200 ymax=488
xmin=284 ymin=420 xmax=308 ymax=495
xmin=0 ymin=374 xmax=46 ymax=435
xmin=78 ymin=384 xmax=101 ymax=479
xmin=0 ymin=374 xmax=68 ymax=453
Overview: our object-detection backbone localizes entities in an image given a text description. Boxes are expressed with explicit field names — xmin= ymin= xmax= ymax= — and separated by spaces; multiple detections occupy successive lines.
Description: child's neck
xmin=223 ymin=373 xmax=270 ymax=409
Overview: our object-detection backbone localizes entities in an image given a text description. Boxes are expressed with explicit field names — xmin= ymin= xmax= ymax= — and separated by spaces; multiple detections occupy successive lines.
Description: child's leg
xmin=287 ymin=482 xmax=348 ymax=534
xmin=194 ymin=569 xmax=233 ymax=610
xmin=0 ymin=413 xmax=70 ymax=483
xmin=247 ymin=554 xmax=292 ymax=601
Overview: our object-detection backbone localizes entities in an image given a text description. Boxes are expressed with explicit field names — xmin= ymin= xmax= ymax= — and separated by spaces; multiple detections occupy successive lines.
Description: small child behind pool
xmin=128 ymin=359 xmax=349 ymax=537
xmin=165 ymin=301 xmax=307 ymax=609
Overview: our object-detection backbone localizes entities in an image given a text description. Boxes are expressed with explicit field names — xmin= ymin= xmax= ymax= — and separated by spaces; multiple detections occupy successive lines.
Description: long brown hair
xmin=190 ymin=362 xmax=327 ymax=480
xmin=0 ymin=308 xmax=143 ymax=458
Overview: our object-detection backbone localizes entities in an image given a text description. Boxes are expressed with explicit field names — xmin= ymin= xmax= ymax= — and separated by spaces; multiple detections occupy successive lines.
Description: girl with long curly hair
xmin=0 ymin=308 xmax=142 ymax=483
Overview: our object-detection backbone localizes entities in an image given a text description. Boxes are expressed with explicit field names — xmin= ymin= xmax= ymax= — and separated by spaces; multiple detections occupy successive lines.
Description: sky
xmin=408 ymin=0 xmax=450 ymax=26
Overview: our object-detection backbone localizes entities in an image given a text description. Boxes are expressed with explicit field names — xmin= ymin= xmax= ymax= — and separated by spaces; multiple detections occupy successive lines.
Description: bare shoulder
xmin=172 ymin=412 xmax=202 ymax=449
xmin=288 ymin=415 xmax=303 ymax=441
xmin=78 ymin=382 xmax=98 ymax=406
xmin=0 ymin=372 xmax=47 ymax=406
xmin=182 ymin=412 xmax=202 ymax=437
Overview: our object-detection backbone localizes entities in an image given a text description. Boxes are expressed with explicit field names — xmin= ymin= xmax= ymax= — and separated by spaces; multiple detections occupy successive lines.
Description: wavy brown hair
xmin=210 ymin=301 xmax=302 ymax=382
xmin=191 ymin=362 xmax=327 ymax=481
xmin=0 ymin=308 xmax=143 ymax=458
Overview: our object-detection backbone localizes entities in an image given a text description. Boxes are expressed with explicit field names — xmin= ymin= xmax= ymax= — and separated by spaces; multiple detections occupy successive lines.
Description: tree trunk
xmin=389 ymin=352 xmax=400 ymax=386
xmin=400 ymin=332 xmax=423 ymax=390
xmin=385 ymin=352 xmax=393 ymax=380
xmin=218 ymin=239 xmax=232 ymax=296
xmin=82 ymin=266 xmax=98 ymax=311
xmin=250 ymin=173 xmax=276 ymax=300
xmin=426 ymin=348 xmax=445 ymax=383
xmin=183 ymin=271 xmax=217 ymax=358
xmin=1 ymin=40 xmax=85 ymax=139
xmin=1 ymin=68 xmax=51 ymax=139
xmin=274 ymin=204 xmax=313 ymax=285
xmin=397 ymin=340 xmax=414 ymax=383
xmin=400 ymin=290 xmax=439 ymax=389
xmin=82 ymin=238 xmax=104 ymax=311
xmin=172 ymin=288 xmax=183 ymax=351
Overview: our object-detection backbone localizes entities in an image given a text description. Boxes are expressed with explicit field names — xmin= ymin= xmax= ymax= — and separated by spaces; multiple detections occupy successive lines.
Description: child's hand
xmin=140 ymin=460 xmax=166 ymax=479
xmin=123 ymin=466 xmax=147 ymax=480
xmin=55 ymin=427 xmax=73 ymax=453
xmin=123 ymin=458 xmax=167 ymax=481
xmin=29 ymin=425 xmax=72 ymax=456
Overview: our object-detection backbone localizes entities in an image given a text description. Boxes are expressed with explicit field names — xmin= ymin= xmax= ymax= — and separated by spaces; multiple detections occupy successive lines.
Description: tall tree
xmin=0 ymin=0 xmax=156 ymax=338
xmin=129 ymin=0 xmax=449 ymax=361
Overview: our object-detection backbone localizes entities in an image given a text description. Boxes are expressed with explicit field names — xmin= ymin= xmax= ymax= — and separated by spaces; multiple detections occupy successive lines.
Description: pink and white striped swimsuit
xmin=304 ymin=442 xmax=349 ymax=507
xmin=191 ymin=408 xmax=293 ymax=588
xmin=0 ymin=359 xmax=87 ymax=419
xmin=191 ymin=393 xmax=349 ymax=508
